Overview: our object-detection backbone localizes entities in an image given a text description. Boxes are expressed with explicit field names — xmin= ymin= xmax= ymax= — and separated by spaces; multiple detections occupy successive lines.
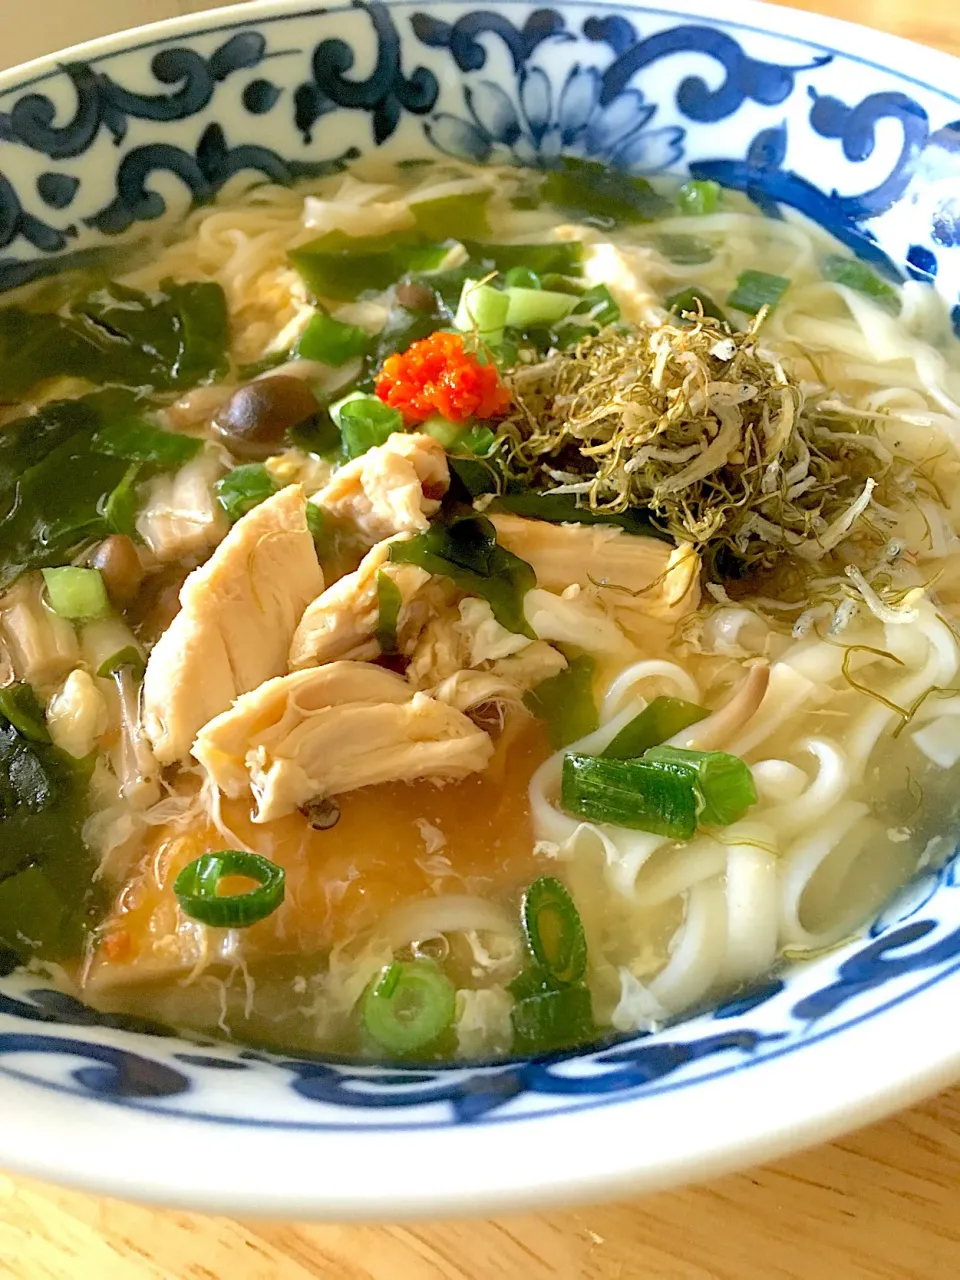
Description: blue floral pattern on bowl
xmin=0 ymin=0 xmax=959 ymax=1154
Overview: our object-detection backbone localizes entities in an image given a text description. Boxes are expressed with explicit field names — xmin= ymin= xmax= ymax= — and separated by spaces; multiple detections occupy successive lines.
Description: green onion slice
xmin=658 ymin=234 xmax=713 ymax=265
xmin=503 ymin=286 xmax=576 ymax=329
xmin=362 ymin=960 xmax=456 ymax=1055
xmin=642 ymin=746 xmax=758 ymax=827
xmin=338 ymin=396 xmax=402 ymax=459
xmin=561 ymin=753 xmax=699 ymax=839
xmin=296 ymin=309 xmax=369 ymax=366
xmin=454 ymin=279 xmax=509 ymax=342
xmin=503 ymin=265 xmax=541 ymax=290
xmin=376 ymin=569 xmax=402 ymax=655
xmin=521 ymin=876 xmax=587 ymax=986
xmin=42 ymin=567 xmax=111 ymax=620
xmin=603 ymin=696 xmax=709 ymax=760
xmin=511 ymin=985 xmax=594 ymax=1053
xmin=821 ymin=254 xmax=900 ymax=314
xmin=677 ymin=179 xmax=721 ymax=216
xmin=726 ymin=270 xmax=790 ymax=315
xmin=173 ymin=851 xmax=285 ymax=928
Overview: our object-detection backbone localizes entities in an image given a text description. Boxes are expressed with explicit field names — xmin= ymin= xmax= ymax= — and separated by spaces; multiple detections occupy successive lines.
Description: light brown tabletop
xmin=1 ymin=0 xmax=960 ymax=1275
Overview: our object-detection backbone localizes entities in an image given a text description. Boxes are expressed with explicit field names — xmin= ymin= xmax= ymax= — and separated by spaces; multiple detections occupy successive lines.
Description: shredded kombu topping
xmin=496 ymin=307 xmax=906 ymax=580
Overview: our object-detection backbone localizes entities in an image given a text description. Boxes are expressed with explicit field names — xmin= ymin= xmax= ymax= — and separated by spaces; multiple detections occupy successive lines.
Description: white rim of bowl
xmin=0 ymin=0 xmax=959 ymax=1217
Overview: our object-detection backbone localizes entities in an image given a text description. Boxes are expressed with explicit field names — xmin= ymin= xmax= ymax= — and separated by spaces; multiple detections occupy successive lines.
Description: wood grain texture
xmin=1 ymin=0 xmax=960 ymax=1275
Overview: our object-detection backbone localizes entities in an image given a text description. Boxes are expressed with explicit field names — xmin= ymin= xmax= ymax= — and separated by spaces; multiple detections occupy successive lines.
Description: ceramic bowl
xmin=1 ymin=0 xmax=959 ymax=1220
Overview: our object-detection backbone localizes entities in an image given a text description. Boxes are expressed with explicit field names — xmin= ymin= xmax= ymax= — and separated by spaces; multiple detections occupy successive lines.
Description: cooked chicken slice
xmin=491 ymin=515 xmax=701 ymax=630
xmin=524 ymin=586 xmax=634 ymax=656
xmin=433 ymin=642 xmax=568 ymax=713
xmin=143 ymin=485 xmax=323 ymax=765
xmin=194 ymin=660 xmax=494 ymax=822
xmin=136 ymin=450 xmax=228 ymax=563
xmin=312 ymin=431 xmax=449 ymax=544
xmin=289 ymin=536 xmax=431 ymax=669
xmin=582 ymin=242 xmax=661 ymax=326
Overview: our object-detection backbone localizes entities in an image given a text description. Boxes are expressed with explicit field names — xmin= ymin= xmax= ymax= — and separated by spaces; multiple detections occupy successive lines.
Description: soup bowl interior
xmin=1 ymin=0 xmax=960 ymax=1218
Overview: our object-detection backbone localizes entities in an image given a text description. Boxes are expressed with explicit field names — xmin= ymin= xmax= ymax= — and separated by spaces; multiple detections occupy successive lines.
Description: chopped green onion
xmin=42 ymin=567 xmax=110 ymax=620
xmin=290 ymin=238 xmax=451 ymax=301
xmin=821 ymin=254 xmax=900 ymax=314
xmin=389 ymin=515 xmax=534 ymax=636
xmin=338 ymin=396 xmax=402 ymax=459
xmin=726 ymin=270 xmax=790 ymax=315
xmin=602 ymin=696 xmax=709 ymax=760
xmin=642 ymin=745 xmax=758 ymax=826
xmin=409 ymin=189 xmax=491 ymax=240
xmin=376 ymin=569 xmax=402 ymax=655
xmin=658 ymin=234 xmax=713 ymax=265
xmin=295 ymin=310 xmax=369 ymax=366
xmin=511 ymin=985 xmax=594 ymax=1053
xmin=461 ymin=241 xmax=583 ymax=277
xmin=104 ymin=463 xmax=143 ymax=540
xmin=454 ymin=279 xmax=509 ymax=342
xmin=573 ymin=284 xmax=620 ymax=326
xmin=524 ymin=656 xmax=598 ymax=749
xmin=91 ymin=419 xmax=202 ymax=467
xmin=96 ymin=645 xmax=146 ymax=680
xmin=0 ymin=682 xmax=49 ymax=743
xmin=561 ymin=752 xmax=699 ymax=839
xmin=173 ymin=850 xmax=285 ymax=928
xmin=541 ymin=158 xmax=671 ymax=225
xmin=362 ymin=960 xmax=456 ymax=1055
xmin=215 ymin=464 xmax=280 ymax=524
xmin=677 ymin=179 xmax=721 ymax=216
xmin=539 ymin=273 xmax=584 ymax=295
xmin=503 ymin=266 xmax=541 ymax=290
xmin=507 ymin=963 xmax=557 ymax=1002
xmin=455 ymin=424 xmax=496 ymax=457
xmin=504 ymin=287 xmax=577 ymax=329
xmin=421 ymin=417 xmax=463 ymax=450
xmin=521 ymin=876 xmax=586 ymax=986
xmin=665 ymin=287 xmax=728 ymax=325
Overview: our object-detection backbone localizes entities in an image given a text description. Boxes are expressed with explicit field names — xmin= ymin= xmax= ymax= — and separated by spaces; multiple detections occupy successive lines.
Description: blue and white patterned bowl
xmin=2 ymin=0 xmax=960 ymax=1218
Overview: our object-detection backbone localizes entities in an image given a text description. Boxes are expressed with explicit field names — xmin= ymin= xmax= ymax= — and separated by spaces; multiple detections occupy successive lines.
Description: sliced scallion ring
xmin=173 ymin=851 xmax=285 ymax=928
xmin=362 ymin=960 xmax=455 ymax=1055
xmin=521 ymin=876 xmax=587 ymax=986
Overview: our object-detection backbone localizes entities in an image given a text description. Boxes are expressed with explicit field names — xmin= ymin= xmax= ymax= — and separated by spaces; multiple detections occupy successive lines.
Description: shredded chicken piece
xmin=289 ymin=536 xmax=430 ymax=669
xmin=432 ymin=641 xmax=567 ymax=713
xmin=194 ymin=660 xmax=494 ymax=822
xmin=491 ymin=514 xmax=701 ymax=626
xmin=143 ymin=485 xmax=323 ymax=764
xmin=311 ymin=432 xmax=449 ymax=545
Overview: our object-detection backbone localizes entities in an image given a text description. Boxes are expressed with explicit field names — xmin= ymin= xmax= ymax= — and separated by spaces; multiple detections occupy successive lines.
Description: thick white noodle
xmin=723 ymin=823 xmax=780 ymax=987
xmin=778 ymin=801 xmax=871 ymax=949
xmin=649 ymin=877 xmax=727 ymax=1012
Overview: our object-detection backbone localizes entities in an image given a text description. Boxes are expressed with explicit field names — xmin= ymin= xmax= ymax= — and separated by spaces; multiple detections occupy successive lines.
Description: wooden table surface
xmin=2 ymin=0 xmax=960 ymax=1276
